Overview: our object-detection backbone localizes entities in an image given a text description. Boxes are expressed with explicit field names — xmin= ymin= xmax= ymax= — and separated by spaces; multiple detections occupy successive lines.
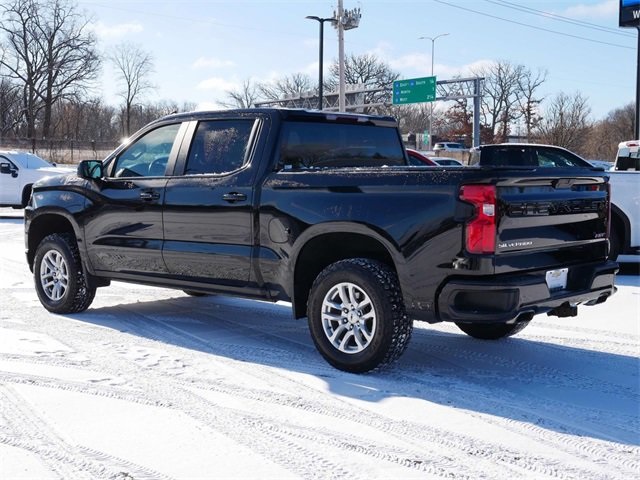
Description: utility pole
xmin=619 ymin=1 xmax=640 ymax=139
xmin=637 ymin=26 xmax=639 ymax=139
xmin=338 ymin=0 xmax=345 ymax=112
xmin=333 ymin=1 xmax=361 ymax=112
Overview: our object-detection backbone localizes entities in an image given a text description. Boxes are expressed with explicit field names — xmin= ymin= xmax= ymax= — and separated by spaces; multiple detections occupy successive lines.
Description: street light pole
xmin=419 ymin=33 xmax=449 ymax=150
xmin=306 ymin=16 xmax=335 ymax=110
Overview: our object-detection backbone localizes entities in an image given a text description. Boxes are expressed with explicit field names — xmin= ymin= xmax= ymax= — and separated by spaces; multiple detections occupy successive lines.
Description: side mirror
xmin=77 ymin=160 xmax=104 ymax=180
xmin=0 ymin=162 xmax=12 ymax=174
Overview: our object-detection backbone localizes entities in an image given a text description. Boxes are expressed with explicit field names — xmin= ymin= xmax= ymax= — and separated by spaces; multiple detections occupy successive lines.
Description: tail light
xmin=606 ymin=182 xmax=611 ymax=240
xmin=460 ymin=184 xmax=497 ymax=254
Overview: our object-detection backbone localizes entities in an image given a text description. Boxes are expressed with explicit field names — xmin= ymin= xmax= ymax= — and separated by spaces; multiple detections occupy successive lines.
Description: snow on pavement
xmin=0 ymin=212 xmax=638 ymax=479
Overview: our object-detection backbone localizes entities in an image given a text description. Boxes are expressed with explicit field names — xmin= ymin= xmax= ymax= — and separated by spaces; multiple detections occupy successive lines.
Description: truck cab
xmin=614 ymin=140 xmax=640 ymax=171
xmin=609 ymin=141 xmax=640 ymax=260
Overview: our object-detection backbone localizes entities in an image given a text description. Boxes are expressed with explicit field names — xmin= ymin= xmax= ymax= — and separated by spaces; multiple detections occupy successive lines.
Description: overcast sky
xmin=80 ymin=0 xmax=636 ymax=119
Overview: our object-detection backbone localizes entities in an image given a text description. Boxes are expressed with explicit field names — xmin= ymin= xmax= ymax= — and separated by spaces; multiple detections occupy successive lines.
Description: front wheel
xmin=455 ymin=319 xmax=531 ymax=340
xmin=33 ymin=233 xmax=96 ymax=314
xmin=307 ymin=258 xmax=412 ymax=373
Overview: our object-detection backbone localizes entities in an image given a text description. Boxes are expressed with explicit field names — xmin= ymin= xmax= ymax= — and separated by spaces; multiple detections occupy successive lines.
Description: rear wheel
xmin=455 ymin=319 xmax=530 ymax=340
xmin=33 ymin=233 xmax=96 ymax=313
xmin=307 ymin=258 xmax=412 ymax=373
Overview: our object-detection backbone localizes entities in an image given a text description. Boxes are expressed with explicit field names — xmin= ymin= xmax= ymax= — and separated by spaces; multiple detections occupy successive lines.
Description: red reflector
xmin=460 ymin=185 xmax=497 ymax=254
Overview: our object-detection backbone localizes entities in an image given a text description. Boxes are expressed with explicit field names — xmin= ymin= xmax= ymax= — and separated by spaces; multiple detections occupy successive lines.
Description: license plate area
xmin=546 ymin=268 xmax=568 ymax=291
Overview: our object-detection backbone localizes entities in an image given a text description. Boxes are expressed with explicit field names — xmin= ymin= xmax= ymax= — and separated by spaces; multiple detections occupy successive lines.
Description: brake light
xmin=460 ymin=185 xmax=497 ymax=254
xmin=606 ymin=182 xmax=611 ymax=240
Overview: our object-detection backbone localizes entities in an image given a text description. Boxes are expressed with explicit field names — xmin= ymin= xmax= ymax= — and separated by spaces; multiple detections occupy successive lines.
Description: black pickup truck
xmin=25 ymin=109 xmax=617 ymax=372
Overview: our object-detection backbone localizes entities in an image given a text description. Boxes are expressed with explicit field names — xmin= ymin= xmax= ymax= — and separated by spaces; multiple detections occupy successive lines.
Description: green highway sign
xmin=393 ymin=76 xmax=436 ymax=105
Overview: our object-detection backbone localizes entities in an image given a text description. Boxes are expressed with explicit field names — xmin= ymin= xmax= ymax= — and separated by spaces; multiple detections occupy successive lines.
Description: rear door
xmin=162 ymin=115 xmax=264 ymax=293
xmin=83 ymin=122 xmax=186 ymax=275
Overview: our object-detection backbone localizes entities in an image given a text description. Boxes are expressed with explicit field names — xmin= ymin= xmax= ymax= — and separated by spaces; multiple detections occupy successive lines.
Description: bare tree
xmin=517 ymin=67 xmax=547 ymax=141
xmin=52 ymin=97 xmax=118 ymax=141
xmin=221 ymin=78 xmax=262 ymax=108
xmin=0 ymin=76 xmax=22 ymax=137
xmin=470 ymin=60 xmax=528 ymax=142
xmin=260 ymin=73 xmax=313 ymax=102
xmin=327 ymin=53 xmax=399 ymax=114
xmin=585 ymin=103 xmax=634 ymax=159
xmin=536 ymin=92 xmax=591 ymax=154
xmin=0 ymin=0 xmax=100 ymax=139
xmin=397 ymin=103 xmax=431 ymax=135
xmin=439 ymin=99 xmax=473 ymax=146
xmin=110 ymin=42 xmax=155 ymax=136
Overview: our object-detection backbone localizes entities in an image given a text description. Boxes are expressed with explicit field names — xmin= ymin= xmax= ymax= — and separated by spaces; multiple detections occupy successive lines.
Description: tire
xmin=608 ymin=225 xmax=622 ymax=261
xmin=33 ymin=233 xmax=96 ymax=314
xmin=307 ymin=258 xmax=412 ymax=373
xmin=455 ymin=320 xmax=530 ymax=340
xmin=21 ymin=185 xmax=32 ymax=208
xmin=183 ymin=290 xmax=209 ymax=297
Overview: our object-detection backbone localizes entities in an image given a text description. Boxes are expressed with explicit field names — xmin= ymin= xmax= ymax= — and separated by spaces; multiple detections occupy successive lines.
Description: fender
xmin=26 ymin=184 xmax=94 ymax=274
xmin=286 ymin=221 xmax=405 ymax=318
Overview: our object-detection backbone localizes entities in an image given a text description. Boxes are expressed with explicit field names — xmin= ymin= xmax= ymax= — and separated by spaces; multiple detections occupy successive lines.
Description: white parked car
xmin=608 ymin=140 xmax=640 ymax=260
xmin=0 ymin=151 xmax=75 ymax=208
xmin=433 ymin=142 xmax=466 ymax=152
xmin=432 ymin=157 xmax=464 ymax=166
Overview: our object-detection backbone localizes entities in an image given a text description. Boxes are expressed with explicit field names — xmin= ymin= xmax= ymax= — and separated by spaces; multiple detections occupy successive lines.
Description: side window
xmin=184 ymin=120 xmax=254 ymax=175
xmin=0 ymin=156 xmax=17 ymax=170
xmin=279 ymin=121 xmax=405 ymax=169
xmin=111 ymin=123 xmax=181 ymax=178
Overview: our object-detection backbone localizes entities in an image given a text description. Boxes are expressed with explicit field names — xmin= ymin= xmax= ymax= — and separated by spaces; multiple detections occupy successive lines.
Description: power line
xmin=484 ymin=0 xmax=635 ymax=38
xmin=83 ymin=2 xmax=308 ymax=39
xmin=433 ymin=0 xmax=635 ymax=50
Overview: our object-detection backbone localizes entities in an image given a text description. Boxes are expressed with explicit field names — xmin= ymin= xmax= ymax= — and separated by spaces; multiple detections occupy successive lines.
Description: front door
xmin=83 ymin=122 xmax=185 ymax=276
xmin=0 ymin=156 xmax=19 ymax=204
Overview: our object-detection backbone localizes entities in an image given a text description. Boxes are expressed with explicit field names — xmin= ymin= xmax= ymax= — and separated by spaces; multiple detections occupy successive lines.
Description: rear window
xmin=616 ymin=148 xmax=640 ymax=171
xmin=278 ymin=121 xmax=406 ymax=169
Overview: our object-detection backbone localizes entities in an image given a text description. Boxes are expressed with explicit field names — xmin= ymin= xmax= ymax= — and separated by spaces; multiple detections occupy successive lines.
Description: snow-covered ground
xmin=1 ymin=209 xmax=638 ymax=479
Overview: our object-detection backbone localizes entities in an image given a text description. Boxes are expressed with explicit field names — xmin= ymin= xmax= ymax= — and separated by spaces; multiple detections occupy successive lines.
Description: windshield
xmin=20 ymin=153 xmax=54 ymax=169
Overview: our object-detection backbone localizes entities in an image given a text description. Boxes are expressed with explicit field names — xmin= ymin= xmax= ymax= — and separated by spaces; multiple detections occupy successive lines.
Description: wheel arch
xmin=27 ymin=212 xmax=80 ymax=271
xmin=291 ymin=224 xmax=400 ymax=319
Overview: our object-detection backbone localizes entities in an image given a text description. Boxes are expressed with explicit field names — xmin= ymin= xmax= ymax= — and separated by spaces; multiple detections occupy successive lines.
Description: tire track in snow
xmin=0 ymin=384 xmax=174 ymax=480
xmin=2 ymin=219 xmax=638 ymax=480
xmin=407 ymin=328 xmax=638 ymax=399
xmin=105 ymin=303 xmax=623 ymax=480
xmin=164 ymin=300 xmax=640 ymax=479
xmin=4 ymin=314 xmax=372 ymax=480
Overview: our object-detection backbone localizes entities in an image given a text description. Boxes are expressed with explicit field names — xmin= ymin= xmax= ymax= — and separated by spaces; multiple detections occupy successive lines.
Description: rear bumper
xmin=437 ymin=261 xmax=618 ymax=323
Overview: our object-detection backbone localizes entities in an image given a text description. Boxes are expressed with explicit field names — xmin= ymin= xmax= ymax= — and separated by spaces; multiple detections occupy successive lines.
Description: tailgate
xmin=494 ymin=174 xmax=609 ymax=272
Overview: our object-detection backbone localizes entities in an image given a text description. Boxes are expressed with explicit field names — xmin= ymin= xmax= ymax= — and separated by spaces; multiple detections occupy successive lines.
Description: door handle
xmin=139 ymin=190 xmax=160 ymax=201
xmin=222 ymin=192 xmax=247 ymax=203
